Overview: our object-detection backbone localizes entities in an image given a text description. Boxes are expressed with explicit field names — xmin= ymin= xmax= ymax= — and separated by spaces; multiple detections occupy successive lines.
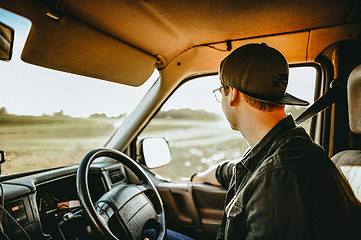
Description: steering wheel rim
xmin=76 ymin=148 xmax=166 ymax=240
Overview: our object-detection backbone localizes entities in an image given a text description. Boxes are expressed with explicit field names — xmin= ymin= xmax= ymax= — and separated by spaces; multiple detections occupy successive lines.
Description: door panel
xmin=192 ymin=184 xmax=226 ymax=239
xmin=156 ymin=182 xmax=226 ymax=239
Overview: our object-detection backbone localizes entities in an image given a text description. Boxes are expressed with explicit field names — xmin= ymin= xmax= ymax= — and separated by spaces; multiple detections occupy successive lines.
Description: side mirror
xmin=0 ymin=21 xmax=14 ymax=61
xmin=137 ymin=137 xmax=171 ymax=169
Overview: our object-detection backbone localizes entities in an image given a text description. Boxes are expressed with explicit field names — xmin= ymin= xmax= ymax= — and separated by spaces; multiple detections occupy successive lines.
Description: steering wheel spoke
xmin=95 ymin=207 xmax=112 ymax=230
xmin=77 ymin=148 xmax=165 ymax=240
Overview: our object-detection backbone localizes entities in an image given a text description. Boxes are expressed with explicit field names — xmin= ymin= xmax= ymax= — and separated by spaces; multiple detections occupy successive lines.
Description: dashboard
xmin=0 ymin=162 xmax=127 ymax=240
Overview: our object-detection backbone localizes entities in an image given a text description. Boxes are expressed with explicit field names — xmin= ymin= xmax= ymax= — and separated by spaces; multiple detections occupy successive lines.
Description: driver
xmin=192 ymin=43 xmax=361 ymax=239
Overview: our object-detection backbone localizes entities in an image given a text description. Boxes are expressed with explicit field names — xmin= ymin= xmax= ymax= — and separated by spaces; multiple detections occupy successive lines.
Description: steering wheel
xmin=76 ymin=148 xmax=166 ymax=240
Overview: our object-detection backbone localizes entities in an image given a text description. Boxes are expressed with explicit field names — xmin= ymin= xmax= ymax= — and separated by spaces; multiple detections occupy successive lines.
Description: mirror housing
xmin=0 ymin=21 xmax=14 ymax=61
xmin=137 ymin=138 xmax=171 ymax=169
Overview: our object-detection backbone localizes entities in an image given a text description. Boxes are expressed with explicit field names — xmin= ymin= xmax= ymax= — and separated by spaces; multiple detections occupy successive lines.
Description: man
xmin=193 ymin=43 xmax=361 ymax=239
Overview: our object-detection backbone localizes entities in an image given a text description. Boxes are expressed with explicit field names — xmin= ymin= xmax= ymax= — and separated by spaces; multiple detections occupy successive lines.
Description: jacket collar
xmin=238 ymin=115 xmax=297 ymax=172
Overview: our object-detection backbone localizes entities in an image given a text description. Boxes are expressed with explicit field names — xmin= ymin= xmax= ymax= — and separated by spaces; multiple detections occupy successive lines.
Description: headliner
xmin=1 ymin=0 xmax=361 ymax=85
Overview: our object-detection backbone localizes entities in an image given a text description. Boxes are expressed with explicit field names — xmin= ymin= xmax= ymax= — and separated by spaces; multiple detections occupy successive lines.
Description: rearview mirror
xmin=0 ymin=21 xmax=14 ymax=61
xmin=137 ymin=138 xmax=171 ymax=169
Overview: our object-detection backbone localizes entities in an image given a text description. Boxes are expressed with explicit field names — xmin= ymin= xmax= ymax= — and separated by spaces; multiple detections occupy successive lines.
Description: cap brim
xmin=240 ymin=90 xmax=310 ymax=106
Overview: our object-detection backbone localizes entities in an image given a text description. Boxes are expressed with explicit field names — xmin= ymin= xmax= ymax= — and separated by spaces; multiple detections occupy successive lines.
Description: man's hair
xmin=222 ymin=84 xmax=284 ymax=112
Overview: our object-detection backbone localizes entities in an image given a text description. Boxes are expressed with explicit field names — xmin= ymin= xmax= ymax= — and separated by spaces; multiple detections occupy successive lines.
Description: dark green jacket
xmin=216 ymin=115 xmax=361 ymax=240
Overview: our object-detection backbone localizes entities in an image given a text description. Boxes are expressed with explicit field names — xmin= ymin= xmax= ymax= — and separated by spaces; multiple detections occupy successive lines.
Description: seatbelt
xmin=295 ymin=80 xmax=346 ymax=124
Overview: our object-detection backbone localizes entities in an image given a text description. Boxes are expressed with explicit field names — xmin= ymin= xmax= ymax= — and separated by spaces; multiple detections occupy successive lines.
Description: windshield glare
xmin=0 ymin=9 xmax=158 ymax=174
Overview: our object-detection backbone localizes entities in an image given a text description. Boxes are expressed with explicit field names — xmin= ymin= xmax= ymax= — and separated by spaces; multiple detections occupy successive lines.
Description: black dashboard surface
xmin=0 ymin=162 xmax=127 ymax=240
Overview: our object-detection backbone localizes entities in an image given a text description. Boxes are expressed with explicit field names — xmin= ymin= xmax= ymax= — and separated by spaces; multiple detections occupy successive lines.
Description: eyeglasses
xmin=213 ymin=86 xmax=224 ymax=103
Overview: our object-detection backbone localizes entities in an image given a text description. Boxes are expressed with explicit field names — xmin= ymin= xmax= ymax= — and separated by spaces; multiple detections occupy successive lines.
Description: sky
xmin=0 ymin=8 xmax=316 ymax=118
xmin=0 ymin=8 xmax=159 ymax=117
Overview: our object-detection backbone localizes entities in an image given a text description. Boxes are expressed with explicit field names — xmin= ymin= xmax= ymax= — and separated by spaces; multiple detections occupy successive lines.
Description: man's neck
xmin=242 ymin=110 xmax=286 ymax=148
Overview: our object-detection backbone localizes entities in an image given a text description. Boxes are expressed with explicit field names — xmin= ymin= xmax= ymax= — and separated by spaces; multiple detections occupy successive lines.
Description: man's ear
xmin=229 ymin=87 xmax=240 ymax=106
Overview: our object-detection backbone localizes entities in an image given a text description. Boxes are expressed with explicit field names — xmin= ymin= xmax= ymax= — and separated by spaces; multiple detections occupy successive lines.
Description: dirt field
xmin=0 ymin=107 xmax=310 ymax=181
xmin=140 ymin=106 xmax=311 ymax=181
xmin=0 ymin=114 xmax=121 ymax=174
xmin=140 ymin=118 xmax=249 ymax=181
xmin=0 ymin=112 xmax=247 ymax=179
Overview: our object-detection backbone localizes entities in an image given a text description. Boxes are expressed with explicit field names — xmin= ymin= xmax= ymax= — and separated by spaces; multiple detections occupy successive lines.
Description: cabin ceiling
xmin=1 ymin=0 xmax=361 ymax=85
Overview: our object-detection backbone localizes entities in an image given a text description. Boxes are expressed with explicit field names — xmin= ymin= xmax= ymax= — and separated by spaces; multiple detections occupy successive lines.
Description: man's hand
xmin=190 ymin=165 xmax=221 ymax=186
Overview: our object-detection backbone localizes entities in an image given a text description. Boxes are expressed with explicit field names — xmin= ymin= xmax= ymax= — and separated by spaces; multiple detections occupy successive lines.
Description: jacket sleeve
xmin=216 ymin=161 xmax=236 ymax=189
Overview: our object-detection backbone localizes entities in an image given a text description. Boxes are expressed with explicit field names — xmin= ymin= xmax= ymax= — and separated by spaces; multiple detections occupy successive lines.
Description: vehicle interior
xmin=0 ymin=0 xmax=361 ymax=239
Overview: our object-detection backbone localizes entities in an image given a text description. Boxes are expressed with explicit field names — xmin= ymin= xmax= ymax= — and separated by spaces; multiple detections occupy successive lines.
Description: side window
xmin=140 ymin=66 xmax=316 ymax=182
xmin=286 ymin=66 xmax=317 ymax=132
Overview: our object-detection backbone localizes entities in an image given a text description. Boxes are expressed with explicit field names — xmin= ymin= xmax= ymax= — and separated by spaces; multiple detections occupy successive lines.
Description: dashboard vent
xmin=109 ymin=169 xmax=124 ymax=184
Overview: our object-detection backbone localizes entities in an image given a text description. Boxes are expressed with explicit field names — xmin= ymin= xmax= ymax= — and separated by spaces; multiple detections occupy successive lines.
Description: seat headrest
xmin=348 ymin=64 xmax=361 ymax=134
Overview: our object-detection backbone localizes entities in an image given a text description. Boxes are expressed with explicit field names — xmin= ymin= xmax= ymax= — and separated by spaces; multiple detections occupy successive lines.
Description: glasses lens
xmin=214 ymin=88 xmax=222 ymax=103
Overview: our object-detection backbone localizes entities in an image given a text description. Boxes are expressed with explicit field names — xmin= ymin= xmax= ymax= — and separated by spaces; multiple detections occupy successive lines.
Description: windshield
xmin=0 ymin=9 xmax=158 ymax=175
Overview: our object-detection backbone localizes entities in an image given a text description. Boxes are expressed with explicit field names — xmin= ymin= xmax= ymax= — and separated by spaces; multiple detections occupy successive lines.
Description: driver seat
xmin=332 ymin=64 xmax=361 ymax=201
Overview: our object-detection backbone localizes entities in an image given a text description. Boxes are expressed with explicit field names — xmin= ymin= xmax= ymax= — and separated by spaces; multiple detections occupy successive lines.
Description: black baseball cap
xmin=219 ymin=43 xmax=309 ymax=106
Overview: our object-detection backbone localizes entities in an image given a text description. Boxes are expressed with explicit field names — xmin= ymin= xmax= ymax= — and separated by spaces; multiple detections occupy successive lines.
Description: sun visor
xmin=21 ymin=12 xmax=156 ymax=86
